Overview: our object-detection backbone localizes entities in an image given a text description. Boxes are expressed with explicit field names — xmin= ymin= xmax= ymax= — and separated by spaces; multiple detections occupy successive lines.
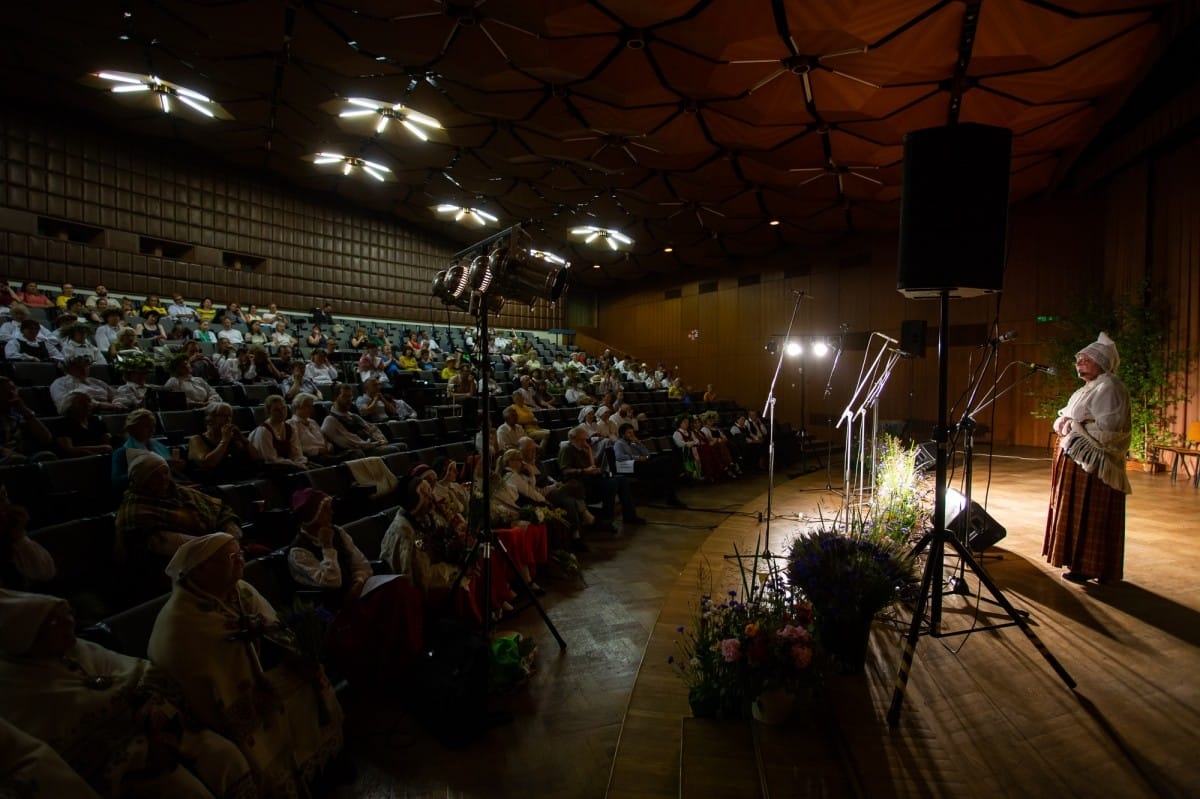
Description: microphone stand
xmin=759 ymin=290 xmax=808 ymax=552
xmin=836 ymin=333 xmax=899 ymax=521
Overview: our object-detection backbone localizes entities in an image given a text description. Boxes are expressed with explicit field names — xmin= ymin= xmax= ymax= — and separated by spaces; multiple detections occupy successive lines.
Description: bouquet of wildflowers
xmin=517 ymin=504 xmax=567 ymax=526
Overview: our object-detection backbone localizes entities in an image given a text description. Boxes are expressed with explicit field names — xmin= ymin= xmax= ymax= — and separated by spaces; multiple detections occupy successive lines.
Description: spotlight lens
xmin=785 ymin=342 xmax=802 ymax=357
xmin=813 ymin=341 xmax=829 ymax=357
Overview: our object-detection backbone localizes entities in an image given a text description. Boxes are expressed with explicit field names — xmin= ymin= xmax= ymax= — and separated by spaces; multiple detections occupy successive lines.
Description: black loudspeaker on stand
xmin=947 ymin=499 xmax=1007 ymax=553
xmin=887 ymin=123 xmax=1076 ymax=728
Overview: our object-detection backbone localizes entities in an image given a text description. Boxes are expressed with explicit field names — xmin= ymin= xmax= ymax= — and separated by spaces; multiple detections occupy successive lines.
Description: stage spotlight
xmin=812 ymin=340 xmax=830 ymax=357
xmin=466 ymin=226 xmax=568 ymax=309
xmin=785 ymin=341 xmax=803 ymax=357
xmin=431 ymin=260 xmax=473 ymax=311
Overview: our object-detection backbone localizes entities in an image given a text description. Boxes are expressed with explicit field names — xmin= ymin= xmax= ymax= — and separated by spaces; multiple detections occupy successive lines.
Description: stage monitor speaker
xmin=897 ymin=123 xmax=1012 ymax=299
xmin=946 ymin=499 xmax=1007 ymax=552
xmin=900 ymin=319 xmax=927 ymax=358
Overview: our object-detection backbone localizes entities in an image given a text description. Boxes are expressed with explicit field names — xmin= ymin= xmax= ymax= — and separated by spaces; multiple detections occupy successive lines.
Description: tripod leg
xmin=944 ymin=536 xmax=1076 ymax=689
xmin=493 ymin=534 xmax=568 ymax=651
xmin=887 ymin=531 xmax=943 ymax=728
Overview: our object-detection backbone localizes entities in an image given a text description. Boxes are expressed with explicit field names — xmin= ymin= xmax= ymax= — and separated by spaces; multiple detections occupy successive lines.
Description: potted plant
xmin=787 ymin=528 xmax=917 ymax=674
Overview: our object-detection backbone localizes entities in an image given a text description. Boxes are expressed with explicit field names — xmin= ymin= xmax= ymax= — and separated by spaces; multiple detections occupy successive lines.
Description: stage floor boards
xmin=338 ymin=447 xmax=1200 ymax=798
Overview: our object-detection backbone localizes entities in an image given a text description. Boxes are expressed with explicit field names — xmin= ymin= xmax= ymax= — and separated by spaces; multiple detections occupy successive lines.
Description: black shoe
xmin=1062 ymin=571 xmax=1093 ymax=584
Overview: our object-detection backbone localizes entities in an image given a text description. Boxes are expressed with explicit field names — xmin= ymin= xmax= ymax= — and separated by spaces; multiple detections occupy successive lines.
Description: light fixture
xmin=570 ymin=225 xmax=634 ymax=251
xmin=326 ymin=96 xmax=443 ymax=142
xmin=83 ymin=71 xmax=233 ymax=120
xmin=435 ymin=204 xmax=499 ymax=227
xmin=785 ymin=341 xmax=803 ymax=357
xmin=593 ymin=263 xmax=601 ymax=269
xmin=769 ymin=219 xmax=781 ymax=226
xmin=305 ymin=152 xmax=394 ymax=182
xmin=812 ymin=340 xmax=830 ymax=357
xmin=432 ymin=225 xmax=569 ymax=313
xmin=663 ymin=246 xmax=674 ymax=253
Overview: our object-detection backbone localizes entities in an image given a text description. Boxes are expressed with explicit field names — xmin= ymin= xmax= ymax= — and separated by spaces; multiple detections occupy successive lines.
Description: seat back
xmin=95 ymin=593 xmax=169 ymax=659
xmin=157 ymin=409 xmax=204 ymax=445
xmin=38 ymin=455 xmax=115 ymax=516
xmin=342 ymin=512 xmax=390 ymax=560
xmin=9 ymin=361 xmax=59 ymax=387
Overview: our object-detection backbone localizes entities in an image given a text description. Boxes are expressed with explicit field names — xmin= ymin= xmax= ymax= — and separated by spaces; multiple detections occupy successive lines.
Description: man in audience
xmin=164 ymin=357 xmax=222 ymax=408
xmin=560 ymin=424 xmax=644 ymax=528
xmin=167 ymin=294 xmax=196 ymax=322
xmin=496 ymin=405 xmax=528 ymax=453
xmin=613 ymin=422 xmax=686 ymax=507
xmin=222 ymin=301 xmax=245 ymax=324
xmin=218 ymin=346 xmax=257 ymax=384
xmin=0 ymin=305 xmax=50 ymax=343
xmin=311 ymin=300 xmax=334 ymax=325
xmin=84 ymin=283 xmax=111 ymax=309
xmin=5 ymin=319 xmax=63 ymax=363
xmin=281 ymin=360 xmax=322 ymax=402
xmin=0 ymin=377 xmax=55 ymax=464
xmin=49 ymin=355 xmax=122 ymax=413
xmin=321 ymin=383 xmax=397 ymax=455
xmin=216 ymin=315 xmax=244 ymax=346
xmin=113 ymin=355 xmax=153 ymax=410
xmin=356 ymin=376 xmax=415 ymax=421
xmin=52 ymin=283 xmax=77 ymax=310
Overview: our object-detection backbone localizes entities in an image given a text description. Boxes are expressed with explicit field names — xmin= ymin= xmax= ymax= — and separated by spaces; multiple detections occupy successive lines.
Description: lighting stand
xmin=434 ymin=224 xmax=569 ymax=652
xmin=886 ymin=291 xmax=1074 ymax=727
xmin=759 ymin=290 xmax=809 ymax=548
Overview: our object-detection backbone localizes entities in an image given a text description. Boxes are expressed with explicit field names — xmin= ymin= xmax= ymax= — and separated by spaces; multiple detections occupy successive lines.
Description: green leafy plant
xmin=871 ymin=434 xmax=929 ymax=543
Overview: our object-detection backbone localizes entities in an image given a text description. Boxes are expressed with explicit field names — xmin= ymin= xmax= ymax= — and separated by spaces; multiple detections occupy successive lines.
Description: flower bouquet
xmin=671 ymin=554 xmax=817 ymax=719
xmin=787 ymin=528 xmax=917 ymax=673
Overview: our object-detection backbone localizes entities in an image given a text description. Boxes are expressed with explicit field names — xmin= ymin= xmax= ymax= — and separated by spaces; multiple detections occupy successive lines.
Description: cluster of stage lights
xmin=308 ymin=153 xmax=392 ymax=181
xmin=778 ymin=339 xmax=832 ymax=357
xmin=432 ymin=226 xmax=569 ymax=313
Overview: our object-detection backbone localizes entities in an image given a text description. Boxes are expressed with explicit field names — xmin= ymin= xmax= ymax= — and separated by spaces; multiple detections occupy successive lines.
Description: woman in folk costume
xmin=286 ymin=488 xmax=423 ymax=691
xmin=1044 ymin=332 xmax=1132 ymax=585
xmin=0 ymin=588 xmax=255 ymax=799
xmin=115 ymin=449 xmax=243 ymax=596
xmin=147 ymin=533 xmax=346 ymax=799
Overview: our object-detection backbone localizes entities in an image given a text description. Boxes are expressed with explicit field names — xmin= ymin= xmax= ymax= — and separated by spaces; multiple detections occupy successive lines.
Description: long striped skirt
xmin=1043 ymin=449 xmax=1126 ymax=582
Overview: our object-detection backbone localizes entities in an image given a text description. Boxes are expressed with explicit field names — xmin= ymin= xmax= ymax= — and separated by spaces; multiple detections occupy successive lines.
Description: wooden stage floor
xmin=339 ymin=447 xmax=1200 ymax=798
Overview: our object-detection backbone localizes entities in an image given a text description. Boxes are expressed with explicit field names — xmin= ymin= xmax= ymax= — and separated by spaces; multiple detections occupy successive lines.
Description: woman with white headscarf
xmin=1044 ymin=332 xmax=1132 ymax=585
xmin=148 ymin=533 xmax=346 ymax=799
xmin=0 ymin=588 xmax=255 ymax=798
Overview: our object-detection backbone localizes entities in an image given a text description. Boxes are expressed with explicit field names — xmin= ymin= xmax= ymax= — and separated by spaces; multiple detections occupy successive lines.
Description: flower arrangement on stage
xmin=787 ymin=528 xmax=917 ymax=673
xmin=871 ymin=434 xmax=932 ymax=544
xmin=671 ymin=555 xmax=817 ymax=719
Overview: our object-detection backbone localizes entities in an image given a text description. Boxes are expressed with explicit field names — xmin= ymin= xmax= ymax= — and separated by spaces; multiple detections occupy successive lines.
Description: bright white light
xmin=362 ymin=165 xmax=387 ymax=182
xmin=812 ymin=341 xmax=829 ymax=357
xmin=531 ymin=250 xmax=567 ymax=266
xmin=111 ymin=84 xmax=150 ymax=94
xmin=606 ymin=237 xmax=619 ymax=250
xmin=375 ymin=115 xmax=389 ymax=133
xmin=342 ymin=163 xmax=352 ymax=176
xmin=570 ymin=227 xmax=594 ymax=236
xmin=584 ymin=232 xmax=599 ymax=244
xmin=359 ymin=158 xmax=390 ymax=172
xmin=159 ymin=94 xmax=170 ymax=114
xmin=436 ymin=204 xmax=459 ymax=213
xmin=347 ymin=97 xmax=380 ymax=110
xmin=400 ymin=120 xmax=428 ymax=141
xmin=339 ymin=109 xmax=375 ymax=118
xmin=609 ymin=230 xmax=633 ymax=245
xmin=785 ymin=341 xmax=802 ymax=357
xmin=404 ymin=109 xmax=441 ymax=128
xmin=475 ymin=209 xmax=498 ymax=223
xmin=175 ymin=86 xmax=211 ymax=103
xmin=97 ymin=72 xmax=142 ymax=84
xmin=177 ymin=95 xmax=215 ymax=118
xmin=455 ymin=209 xmax=467 ymax=221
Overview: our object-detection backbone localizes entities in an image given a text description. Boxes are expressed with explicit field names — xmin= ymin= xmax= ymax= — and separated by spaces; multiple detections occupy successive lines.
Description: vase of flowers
xmin=671 ymin=554 xmax=818 ymax=720
xmin=787 ymin=529 xmax=917 ymax=674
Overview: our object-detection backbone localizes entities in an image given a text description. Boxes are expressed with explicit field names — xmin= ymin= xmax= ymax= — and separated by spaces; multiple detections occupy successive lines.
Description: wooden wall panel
xmin=0 ymin=108 xmax=563 ymax=331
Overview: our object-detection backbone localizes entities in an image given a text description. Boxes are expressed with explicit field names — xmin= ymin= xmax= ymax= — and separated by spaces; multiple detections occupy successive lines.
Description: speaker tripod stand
xmin=886 ymin=290 xmax=1075 ymax=727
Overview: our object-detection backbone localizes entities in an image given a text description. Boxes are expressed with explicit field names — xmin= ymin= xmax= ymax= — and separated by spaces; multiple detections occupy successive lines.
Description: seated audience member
xmin=135 ymin=310 xmax=166 ymax=343
xmin=243 ymin=304 xmax=262 ymax=324
xmin=16 ymin=281 xmax=52 ymax=308
xmin=306 ymin=325 xmax=328 ymax=351
xmin=50 ymin=355 xmax=121 ymax=413
xmin=446 ymin=363 xmax=478 ymax=425
xmin=289 ymin=392 xmax=340 ymax=464
xmin=0 ymin=589 xmax=255 ymax=799
xmin=518 ymin=436 xmax=593 ymax=549
xmin=729 ymin=413 xmax=765 ymax=471
xmin=702 ymin=383 xmax=718 ymax=402
xmin=51 ymin=391 xmax=112 ymax=457
xmin=259 ymin=303 xmax=284 ymax=326
xmin=280 ymin=359 xmax=321 ymax=401
xmin=378 ymin=343 xmax=401 ymax=380
xmin=212 ymin=335 xmax=237 ymax=367
xmin=509 ymin=392 xmax=550 ymax=446
xmin=496 ymin=406 xmax=529 ymax=453
xmin=85 ymin=284 xmax=111 ymax=309
xmin=147 ymin=534 xmax=346 ymax=799
xmin=115 ymin=450 xmax=243 ymax=588
xmin=417 ymin=349 xmax=436 ymax=371
xmin=120 ymin=297 xmax=139 ymax=319
xmin=356 ymin=377 xmax=414 ymax=422
xmin=244 ymin=319 xmax=267 ymax=347
xmin=93 ymin=308 xmax=129 ymax=353
xmin=398 ymin=346 xmax=419 ymax=371
xmin=270 ymin=321 xmax=296 ymax=348
xmin=564 ymin=377 xmax=595 ymax=406
xmin=0 ymin=377 xmax=55 ymax=464
xmin=321 ymin=383 xmax=396 ymax=455
xmin=218 ymin=346 xmax=257 ymax=385
xmin=560 ymin=424 xmax=644 ymax=528
xmin=167 ymin=294 xmax=197 ymax=323
xmin=53 ymin=282 xmax=77 ymax=310
xmin=216 ymin=316 xmax=245 ymax=347
xmin=140 ymin=295 xmax=167 ymax=318
xmin=5 ymin=318 xmax=63 ymax=362
xmin=349 ymin=326 xmax=369 ymax=350
xmin=188 ymin=403 xmax=258 ymax=484
xmin=613 ymin=422 xmax=686 ymax=507
xmin=182 ymin=339 xmax=220 ymax=384
xmin=58 ymin=321 xmax=106 ymax=365
xmin=167 ymin=325 xmax=192 ymax=344
xmin=270 ymin=344 xmax=295 ymax=376
xmin=357 ymin=344 xmax=386 ymax=383
xmin=164 ymin=356 xmax=222 ymax=409
xmin=310 ymin=301 xmax=334 ymax=325
xmin=195 ymin=297 xmax=217 ymax=323
xmin=0 ymin=304 xmax=52 ymax=343
xmin=222 ymin=302 xmax=245 ymax=325
xmin=111 ymin=408 xmax=186 ymax=491
xmin=699 ymin=411 xmax=741 ymax=478
xmin=439 ymin=354 xmax=461 ymax=382
xmin=287 ymin=488 xmax=423 ymax=690
xmin=305 ymin=348 xmax=339 ymax=388
xmin=368 ymin=327 xmax=389 ymax=348
xmin=0 ymin=496 xmax=57 ymax=589
xmin=107 ymin=326 xmax=141 ymax=363
xmin=193 ymin=318 xmax=217 ymax=343
xmin=112 ymin=354 xmax=154 ymax=411
xmin=248 ymin=394 xmax=308 ymax=471
xmin=0 ymin=278 xmax=12 ymax=309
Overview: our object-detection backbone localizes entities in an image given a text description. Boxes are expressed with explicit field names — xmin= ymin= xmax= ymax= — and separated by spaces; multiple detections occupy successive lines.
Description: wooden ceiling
xmin=0 ymin=1 xmax=1173 ymax=287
